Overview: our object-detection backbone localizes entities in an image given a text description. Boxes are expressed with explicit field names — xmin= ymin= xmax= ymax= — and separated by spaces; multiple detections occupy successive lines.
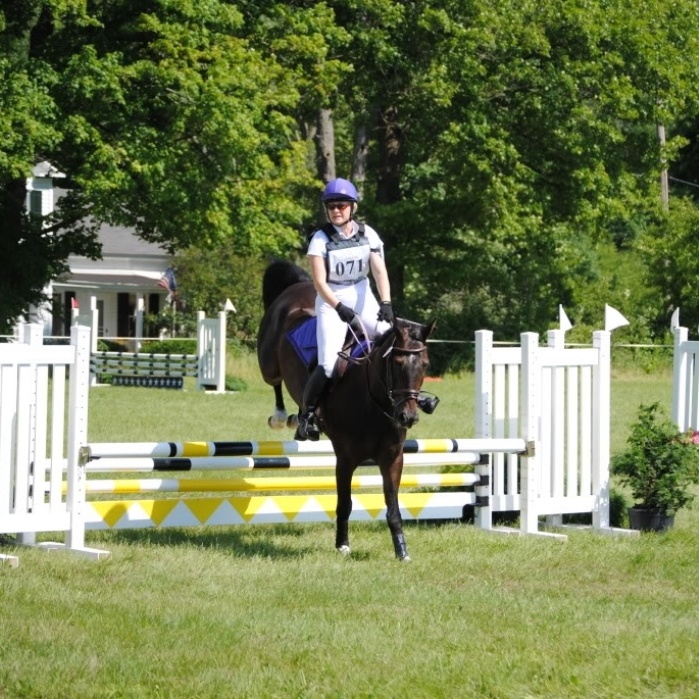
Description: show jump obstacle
xmin=1 ymin=313 xmax=628 ymax=566
xmin=89 ymin=309 xmax=226 ymax=392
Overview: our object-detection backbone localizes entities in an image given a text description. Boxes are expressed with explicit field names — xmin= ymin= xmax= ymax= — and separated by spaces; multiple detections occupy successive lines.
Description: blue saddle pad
xmin=286 ymin=317 xmax=369 ymax=368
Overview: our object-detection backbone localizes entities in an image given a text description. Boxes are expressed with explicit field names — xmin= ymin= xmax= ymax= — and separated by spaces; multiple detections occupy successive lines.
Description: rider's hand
xmin=335 ymin=302 xmax=357 ymax=324
xmin=377 ymin=301 xmax=394 ymax=323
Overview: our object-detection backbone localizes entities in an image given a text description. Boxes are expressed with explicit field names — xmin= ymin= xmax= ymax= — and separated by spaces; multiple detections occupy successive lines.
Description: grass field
xmin=2 ymin=351 xmax=698 ymax=699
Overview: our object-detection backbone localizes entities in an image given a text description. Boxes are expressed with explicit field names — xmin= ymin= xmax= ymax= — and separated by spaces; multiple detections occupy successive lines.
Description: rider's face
xmin=326 ymin=201 xmax=352 ymax=225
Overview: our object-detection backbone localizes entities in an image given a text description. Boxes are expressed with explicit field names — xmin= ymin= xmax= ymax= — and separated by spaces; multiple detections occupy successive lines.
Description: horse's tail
xmin=262 ymin=259 xmax=312 ymax=310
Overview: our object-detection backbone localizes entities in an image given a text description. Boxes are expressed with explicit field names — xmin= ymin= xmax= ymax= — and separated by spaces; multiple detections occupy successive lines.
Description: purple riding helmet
xmin=321 ymin=178 xmax=359 ymax=203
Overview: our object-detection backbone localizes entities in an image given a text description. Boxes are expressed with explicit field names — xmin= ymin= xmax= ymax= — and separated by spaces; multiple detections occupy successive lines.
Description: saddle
xmin=286 ymin=317 xmax=369 ymax=377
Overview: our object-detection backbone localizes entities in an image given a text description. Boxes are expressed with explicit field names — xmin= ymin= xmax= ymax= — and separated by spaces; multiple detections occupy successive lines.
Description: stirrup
xmin=294 ymin=412 xmax=320 ymax=442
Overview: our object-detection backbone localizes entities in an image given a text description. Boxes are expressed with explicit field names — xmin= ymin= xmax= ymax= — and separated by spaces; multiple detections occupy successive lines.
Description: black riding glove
xmin=377 ymin=301 xmax=394 ymax=323
xmin=335 ymin=302 xmax=357 ymax=324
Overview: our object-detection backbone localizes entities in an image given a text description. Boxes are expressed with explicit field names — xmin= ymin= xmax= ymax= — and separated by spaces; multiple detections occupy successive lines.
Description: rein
xmin=337 ymin=326 xmax=430 ymax=423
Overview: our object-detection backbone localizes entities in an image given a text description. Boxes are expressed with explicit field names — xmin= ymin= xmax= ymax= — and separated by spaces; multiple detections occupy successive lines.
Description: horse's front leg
xmin=381 ymin=452 xmax=410 ymax=562
xmin=268 ymin=384 xmax=296 ymax=429
xmin=335 ymin=457 xmax=355 ymax=555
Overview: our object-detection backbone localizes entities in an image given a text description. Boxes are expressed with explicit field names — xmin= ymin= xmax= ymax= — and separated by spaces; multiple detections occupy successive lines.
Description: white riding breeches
xmin=315 ymin=277 xmax=391 ymax=377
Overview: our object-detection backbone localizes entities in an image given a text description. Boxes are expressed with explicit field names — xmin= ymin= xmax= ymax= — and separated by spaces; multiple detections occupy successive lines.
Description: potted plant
xmin=611 ymin=402 xmax=699 ymax=531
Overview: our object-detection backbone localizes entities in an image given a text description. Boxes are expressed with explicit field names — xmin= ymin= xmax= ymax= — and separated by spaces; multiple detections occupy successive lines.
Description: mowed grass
xmin=2 ymin=351 xmax=698 ymax=699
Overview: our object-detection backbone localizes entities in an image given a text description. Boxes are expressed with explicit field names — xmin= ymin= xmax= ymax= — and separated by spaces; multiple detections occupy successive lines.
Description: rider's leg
xmin=293 ymin=291 xmax=348 ymax=441
xmin=294 ymin=365 xmax=329 ymax=441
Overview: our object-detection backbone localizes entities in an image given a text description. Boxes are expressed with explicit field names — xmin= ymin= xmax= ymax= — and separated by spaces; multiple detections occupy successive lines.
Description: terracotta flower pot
xmin=628 ymin=506 xmax=675 ymax=533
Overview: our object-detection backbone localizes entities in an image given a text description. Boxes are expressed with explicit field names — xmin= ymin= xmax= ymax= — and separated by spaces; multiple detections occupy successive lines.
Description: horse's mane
xmin=262 ymin=260 xmax=312 ymax=310
xmin=373 ymin=319 xmax=428 ymax=350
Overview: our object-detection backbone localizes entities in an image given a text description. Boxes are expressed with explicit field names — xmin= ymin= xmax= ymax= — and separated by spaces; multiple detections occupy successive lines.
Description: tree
xmin=0 ymin=0 xmax=315 ymax=332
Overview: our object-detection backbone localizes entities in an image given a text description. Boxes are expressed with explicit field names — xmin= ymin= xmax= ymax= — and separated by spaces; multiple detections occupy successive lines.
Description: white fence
xmin=476 ymin=328 xmax=612 ymax=534
xmin=672 ymin=322 xmax=699 ymax=432
xmin=0 ymin=325 xmax=108 ymax=566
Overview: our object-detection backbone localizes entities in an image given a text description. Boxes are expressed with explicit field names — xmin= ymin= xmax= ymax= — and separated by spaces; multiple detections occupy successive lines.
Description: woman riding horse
xmin=295 ymin=178 xmax=395 ymax=441
xmin=257 ymin=257 xmax=437 ymax=560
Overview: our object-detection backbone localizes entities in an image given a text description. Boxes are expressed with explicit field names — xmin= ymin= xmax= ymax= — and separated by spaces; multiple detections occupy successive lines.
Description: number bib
xmin=326 ymin=235 xmax=371 ymax=284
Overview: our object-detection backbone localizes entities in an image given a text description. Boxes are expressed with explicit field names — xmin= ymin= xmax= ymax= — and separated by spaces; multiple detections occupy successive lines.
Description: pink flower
xmin=691 ymin=431 xmax=699 ymax=445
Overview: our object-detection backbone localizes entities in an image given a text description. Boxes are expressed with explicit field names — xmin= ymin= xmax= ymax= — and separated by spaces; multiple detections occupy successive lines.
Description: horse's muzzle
xmin=396 ymin=404 xmax=420 ymax=428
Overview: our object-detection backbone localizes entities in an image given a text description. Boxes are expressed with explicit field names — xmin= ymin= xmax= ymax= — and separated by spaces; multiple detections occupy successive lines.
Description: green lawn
xmin=2 ymin=353 xmax=696 ymax=699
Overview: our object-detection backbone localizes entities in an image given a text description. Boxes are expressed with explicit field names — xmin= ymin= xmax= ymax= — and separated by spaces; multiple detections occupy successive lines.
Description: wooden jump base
xmin=84 ymin=492 xmax=473 ymax=530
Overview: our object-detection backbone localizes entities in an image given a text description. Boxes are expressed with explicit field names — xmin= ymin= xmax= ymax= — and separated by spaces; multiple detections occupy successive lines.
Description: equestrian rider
xmin=295 ymin=178 xmax=395 ymax=441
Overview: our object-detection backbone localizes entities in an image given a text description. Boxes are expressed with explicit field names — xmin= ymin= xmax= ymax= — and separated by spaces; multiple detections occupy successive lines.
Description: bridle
xmin=381 ymin=342 xmax=428 ymax=413
xmin=339 ymin=322 xmax=436 ymax=423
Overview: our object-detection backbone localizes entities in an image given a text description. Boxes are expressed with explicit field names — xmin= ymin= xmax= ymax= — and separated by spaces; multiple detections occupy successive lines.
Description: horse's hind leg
xmin=382 ymin=456 xmax=410 ymax=562
xmin=335 ymin=458 xmax=355 ymax=554
xmin=268 ymin=384 xmax=296 ymax=429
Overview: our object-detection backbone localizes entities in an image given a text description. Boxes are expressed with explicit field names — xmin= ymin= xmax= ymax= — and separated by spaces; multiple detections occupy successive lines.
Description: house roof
xmin=96 ymin=223 xmax=170 ymax=257
xmin=47 ymin=182 xmax=173 ymax=295
xmin=52 ymin=272 xmax=167 ymax=293
xmin=53 ymin=188 xmax=170 ymax=258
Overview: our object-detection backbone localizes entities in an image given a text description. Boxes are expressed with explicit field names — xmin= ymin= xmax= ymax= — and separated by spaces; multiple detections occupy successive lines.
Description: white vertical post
xmin=65 ymin=324 xmax=91 ymax=551
xmin=89 ymin=296 xmax=99 ymax=386
xmin=672 ymin=326 xmax=689 ymax=431
xmin=546 ymin=330 xmax=565 ymax=527
xmin=520 ymin=332 xmax=540 ymax=534
xmin=215 ymin=311 xmax=226 ymax=393
xmin=592 ymin=330 xmax=611 ymax=530
xmin=90 ymin=296 xmax=98 ymax=353
xmin=196 ymin=311 xmax=206 ymax=391
xmin=135 ymin=296 xmax=145 ymax=353
xmin=15 ymin=325 xmax=43 ymax=546
xmin=474 ymin=330 xmax=493 ymax=530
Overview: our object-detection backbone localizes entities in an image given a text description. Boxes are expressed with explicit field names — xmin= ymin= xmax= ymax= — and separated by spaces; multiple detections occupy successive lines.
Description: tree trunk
xmin=315 ymin=109 xmax=336 ymax=183
xmin=376 ymin=105 xmax=404 ymax=301
xmin=352 ymin=123 xmax=369 ymax=194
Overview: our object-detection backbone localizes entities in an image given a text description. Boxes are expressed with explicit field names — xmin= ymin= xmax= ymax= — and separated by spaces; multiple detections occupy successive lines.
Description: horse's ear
xmin=424 ymin=319 xmax=437 ymax=340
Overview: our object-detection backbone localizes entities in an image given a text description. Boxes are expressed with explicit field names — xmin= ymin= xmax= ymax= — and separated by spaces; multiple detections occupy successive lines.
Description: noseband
xmin=381 ymin=343 xmax=428 ymax=417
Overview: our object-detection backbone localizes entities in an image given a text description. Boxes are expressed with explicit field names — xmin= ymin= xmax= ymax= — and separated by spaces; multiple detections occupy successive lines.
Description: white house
xmin=26 ymin=163 xmax=171 ymax=342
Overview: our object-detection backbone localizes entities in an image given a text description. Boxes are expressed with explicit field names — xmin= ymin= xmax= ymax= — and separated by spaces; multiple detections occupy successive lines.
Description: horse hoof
xmin=268 ymin=412 xmax=288 ymax=429
xmin=287 ymin=415 xmax=299 ymax=429
xmin=337 ymin=544 xmax=351 ymax=556
xmin=398 ymin=554 xmax=412 ymax=563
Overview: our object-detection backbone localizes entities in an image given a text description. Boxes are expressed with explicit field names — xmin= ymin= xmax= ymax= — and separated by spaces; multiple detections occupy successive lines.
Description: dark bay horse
xmin=257 ymin=260 xmax=436 ymax=561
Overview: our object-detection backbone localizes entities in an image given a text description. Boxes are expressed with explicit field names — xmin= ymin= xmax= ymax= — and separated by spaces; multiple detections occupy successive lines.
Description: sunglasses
xmin=326 ymin=202 xmax=350 ymax=211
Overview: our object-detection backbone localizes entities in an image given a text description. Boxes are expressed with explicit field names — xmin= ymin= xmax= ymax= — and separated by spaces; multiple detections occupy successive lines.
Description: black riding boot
xmin=294 ymin=365 xmax=329 ymax=441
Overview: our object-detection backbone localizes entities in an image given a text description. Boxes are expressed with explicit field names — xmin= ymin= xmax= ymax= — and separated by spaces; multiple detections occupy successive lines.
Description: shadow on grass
xmin=93 ymin=522 xmax=382 ymax=561
xmin=86 ymin=518 xmax=469 ymax=561
xmin=99 ymin=525 xmax=317 ymax=559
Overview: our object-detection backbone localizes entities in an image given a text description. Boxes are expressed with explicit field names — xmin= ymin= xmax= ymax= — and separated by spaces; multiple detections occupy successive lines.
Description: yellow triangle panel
xmin=229 ymin=495 xmax=269 ymax=522
xmin=139 ymin=499 xmax=182 ymax=526
xmin=89 ymin=501 xmax=131 ymax=528
xmin=184 ymin=497 xmax=228 ymax=525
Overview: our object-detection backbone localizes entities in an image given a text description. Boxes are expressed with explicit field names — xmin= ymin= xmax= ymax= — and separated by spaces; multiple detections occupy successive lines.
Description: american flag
xmin=158 ymin=267 xmax=177 ymax=293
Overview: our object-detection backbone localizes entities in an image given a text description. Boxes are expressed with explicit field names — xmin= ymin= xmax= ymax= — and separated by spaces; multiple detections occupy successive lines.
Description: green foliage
xmin=139 ymin=338 xmax=197 ymax=355
xmin=225 ymin=375 xmax=247 ymax=392
xmin=611 ymin=402 xmax=699 ymax=512
xmin=637 ymin=197 xmax=699 ymax=334
xmin=5 ymin=0 xmax=699 ymax=348
xmin=171 ymin=247 xmax=280 ymax=348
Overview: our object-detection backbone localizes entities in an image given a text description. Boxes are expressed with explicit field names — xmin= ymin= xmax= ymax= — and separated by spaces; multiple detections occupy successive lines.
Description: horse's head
xmin=381 ymin=317 xmax=437 ymax=428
